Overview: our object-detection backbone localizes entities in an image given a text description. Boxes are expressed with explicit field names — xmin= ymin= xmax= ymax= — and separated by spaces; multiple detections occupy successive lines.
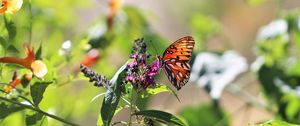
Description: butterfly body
xmin=158 ymin=36 xmax=195 ymax=90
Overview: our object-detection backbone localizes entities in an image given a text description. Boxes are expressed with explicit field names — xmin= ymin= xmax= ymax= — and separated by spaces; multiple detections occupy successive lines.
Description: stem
xmin=28 ymin=0 xmax=33 ymax=43
xmin=226 ymin=84 xmax=274 ymax=112
xmin=0 ymin=97 xmax=80 ymax=126
xmin=128 ymin=90 xmax=137 ymax=126
xmin=128 ymin=92 xmax=133 ymax=126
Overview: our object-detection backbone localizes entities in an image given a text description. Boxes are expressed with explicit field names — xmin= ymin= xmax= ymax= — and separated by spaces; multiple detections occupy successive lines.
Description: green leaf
xmin=4 ymin=14 xmax=17 ymax=40
xmin=0 ymin=102 xmax=24 ymax=119
xmin=97 ymin=105 xmax=127 ymax=126
xmin=134 ymin=110 xmax=187 ymax=126
xmin=0 ymin=36 xmax=7 ymax=48
xmin=30 ymin=81 xmax=52 ymax=106
xmin=179 ymin=104 xmax=229 ymax=126
xmin=6 ymin=44 xmax=20 ymax=56
xmin=100 ymin=62 xmax=128 ymax=126
xmin=255 ymin=120 xmax=299 ymax=126
xmin=26 ymin=112 xmax=47 ymax=126
xmin=35 ymin=44 xmax=43 ymax=60
xmin=145 ymin=84 xmax=180 ymax=101
xmin=91 ymin=93 xmax=106 ymax=103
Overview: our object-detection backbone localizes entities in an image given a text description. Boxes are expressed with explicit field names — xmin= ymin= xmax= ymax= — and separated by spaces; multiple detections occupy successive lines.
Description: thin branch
xmin=0 ymin=97 xmax=80 ymax=126
xmin=226 ymin=83 xmax=274 ymax=112
xmin=28 ymin=0 xmax=33 ymax=44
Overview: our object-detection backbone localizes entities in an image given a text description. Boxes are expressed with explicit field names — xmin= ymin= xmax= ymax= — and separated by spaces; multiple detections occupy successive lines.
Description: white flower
xmin=59 ymin=40 xmax=72 ymax=55
xmin=190 ymin=51 xmax=248 ymax=99
xmin=256 ymin=19 xmax=288 ymax=41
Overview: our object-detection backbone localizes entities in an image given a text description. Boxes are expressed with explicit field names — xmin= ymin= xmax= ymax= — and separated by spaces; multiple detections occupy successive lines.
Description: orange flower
xmin=0 ymin=44 xmax=47 ymax=79
xmin=3 ymin=71 xmax=21 ymax=93
xmin=80 ymin=49 xmax=100 ymax=68
xmin=107 ymin=0 xmax=123 ymax=29
xmin=0 ymin=0 xmax=23 ymax=14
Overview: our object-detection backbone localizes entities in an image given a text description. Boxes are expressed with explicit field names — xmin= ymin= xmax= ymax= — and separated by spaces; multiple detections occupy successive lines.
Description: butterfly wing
xmin=162 ymin=36 xmax=195 ymax=90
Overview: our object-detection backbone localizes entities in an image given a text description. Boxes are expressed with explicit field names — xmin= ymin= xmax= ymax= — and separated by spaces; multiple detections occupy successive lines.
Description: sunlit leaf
xmin=145 ymin=84 xmax=179 ymax=101
xmin=134 ymin=110 xmax=187 ymax=126
xmin=100 ymin=62 xmax=128 ymax=126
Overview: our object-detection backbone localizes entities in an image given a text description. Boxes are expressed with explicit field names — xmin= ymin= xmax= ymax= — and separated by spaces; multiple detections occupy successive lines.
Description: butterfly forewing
xmin=162 ymin=36 xmax=195 ymax=90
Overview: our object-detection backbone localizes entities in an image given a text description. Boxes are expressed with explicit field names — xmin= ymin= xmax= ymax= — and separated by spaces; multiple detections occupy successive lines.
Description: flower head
xmin=0 ymin=0 xmax=23 ymax=14
xmin=125 ymin=38 xmax=161 ymax=90
xmin=80 ymin=49 xmax=100 ymax=68
xmin=0 ymin=44 xmax=47 ymax=79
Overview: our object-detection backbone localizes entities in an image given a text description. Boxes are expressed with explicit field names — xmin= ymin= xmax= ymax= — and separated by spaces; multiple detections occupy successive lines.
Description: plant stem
xmin=128 ymin=90 xmax=137 ymax=126
xmin=0 ymin=97 xmax=80 ymax=126
xmin=28 ymin=0 xmax=33 ymax=44
xmin=128 ymin=93 xmax=133 ymax=126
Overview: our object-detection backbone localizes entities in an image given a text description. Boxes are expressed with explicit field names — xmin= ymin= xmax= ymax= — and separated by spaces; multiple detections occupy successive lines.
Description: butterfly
xmin=158 ymin=36 xmax=195 ymax=90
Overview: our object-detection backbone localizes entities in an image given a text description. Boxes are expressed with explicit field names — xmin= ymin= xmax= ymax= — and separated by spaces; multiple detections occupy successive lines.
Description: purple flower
xmin=125 ymin=38 xmax=162 ymax=90
xmin=126 ymin=75 xmax=134 ymax=82
xmin=128 ymin=61 xmax=136 ymax=68
xmin=147 ymin=60 xmax=161 ymax=76
xmin=130 ymin=54 xmax=138 ymax=59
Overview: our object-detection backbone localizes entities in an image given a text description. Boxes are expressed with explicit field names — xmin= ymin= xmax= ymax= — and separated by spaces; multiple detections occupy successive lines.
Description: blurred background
xmin=1 ymin=0 xmax=300 ymax=126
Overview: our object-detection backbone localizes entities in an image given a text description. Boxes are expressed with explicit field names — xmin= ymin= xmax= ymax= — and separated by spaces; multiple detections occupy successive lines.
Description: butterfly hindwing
xmin=162 ymin=36 xmax=195 ymax=90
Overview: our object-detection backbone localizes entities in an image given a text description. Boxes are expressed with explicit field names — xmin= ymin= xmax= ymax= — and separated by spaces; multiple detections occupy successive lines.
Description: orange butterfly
xmin=158 ymin=36 xmax=195 ymax=90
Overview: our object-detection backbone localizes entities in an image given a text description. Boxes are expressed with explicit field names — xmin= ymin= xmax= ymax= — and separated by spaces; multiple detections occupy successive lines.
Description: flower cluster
xmin=125 ymin=38 xmax=161 ymax=89
xmin=80 ymin=64 xmax=109 ymax=87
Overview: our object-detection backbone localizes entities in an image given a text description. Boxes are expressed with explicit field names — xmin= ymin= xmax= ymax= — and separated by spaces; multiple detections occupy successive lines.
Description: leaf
xmin=6 ymin=44 xmax=20 ymax=56
xmin=0 ymin=36 xmax=7 ymax=48
xmin=30 ymin=81 xmax=52 ymax=106
xmin=100 ymin=62 xmax=128 ymax=126
xmin=97 ymin=105 xmax=127 ymax=126
xmin=145 ymin=84 xmax=180 ymax=101
xmin=255 ymin=120 xmax=298 ymax=126
xmin=26 ymin=112 xmax=47 ymax=126
xmin=4 ymin=14 xmax=17 ymax=40
xmin=179 ymin=104 xmax=229 ymax=126
xmin=35 ymin=44 xmax=42 ymax=60
xmin=91 ymin=93 xmax=106 ymax=103
xmin=0 ymin=102 xmax=24 ymax=119
xmin=134 ymin=110 xmax=187 ymax=126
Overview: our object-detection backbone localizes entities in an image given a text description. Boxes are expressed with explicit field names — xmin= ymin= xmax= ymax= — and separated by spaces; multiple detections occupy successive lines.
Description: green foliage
xmin=0 ymin=102 xmax=24 ymax=119
xmin=143 ymin=84 xmax=179 ymax=101
xmin=179 ymin=104 xmax=229 ymax=126
xmin=190 ymin=13 xmax=220 ymax=51
xmin=134 ymin=110 xmax=188 ymax=126
xmin=100 ymin=62 xmax=127 ymax=126
xmin=26 ymin=112 xmax=47 ymax=126
xmin=30 ymin=80 xmax=52 ymax=107
xmin=255 ymin=120 xmax=298 ymax=126
xmin=254 ymin=13 xmax=300 ymax=123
